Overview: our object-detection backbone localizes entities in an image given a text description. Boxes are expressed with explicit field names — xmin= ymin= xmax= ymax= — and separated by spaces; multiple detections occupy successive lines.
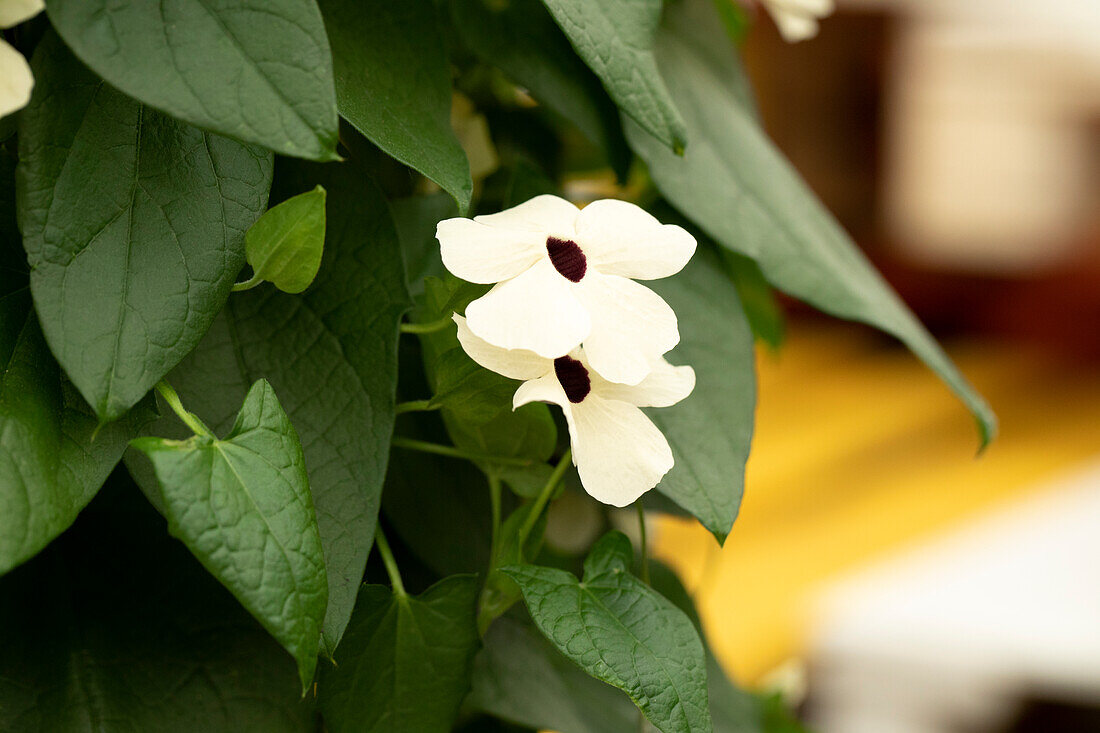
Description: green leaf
xmin=319 ymin=576 xmax=481 ymax=733
xmin=449 ymin=0 xmax=631 ymax=178
xmin=46 ymin=0 xmax=339 ymax=160
xmin=471 ymin=594 xmax=769 ymax=733
xmin=131 ymin=379 xmax=327 ymax=691
xmin=126 ymin=158 xmax=410 ymax=656
xmin=0 ymin=472 xmax=315 ymax=732
xmin=429 ymin=347 xmax=516 ymax=425
xmin=468 ymin=614 xmax=641 ymax=733
xmin=243 ymin=185 xmax=326 ymax=294
xmin=503 ymin=532 xmax=713 ymax=733
xmin=317 ymin=0 xmax=472 ymax=212
xmin=648 ymin=560 xmax=771 ymax=733
xmin=17 ymin=32 xmax=273 ymax=421
xmin=628 ymin=0 xmax=996 ymax=446
xmin=0 ymin=185 xmax=156 ymax=574
xmin=724 ymin=251 xmax=785 ymax=349
xmin=645 ymin=249 xmax=755 ymax=544
xmin=540 ymin=0 xmax=686 ymax=152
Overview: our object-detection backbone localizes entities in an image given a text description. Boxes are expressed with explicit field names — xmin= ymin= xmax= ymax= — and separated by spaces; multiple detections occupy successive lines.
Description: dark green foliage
xmin=319 ymin=576 xmax=481 ymax=733
xmin=0 ymin=2 xmax=993 ymax=730
xmin=0 ymin=473 xmax=315 ymax=732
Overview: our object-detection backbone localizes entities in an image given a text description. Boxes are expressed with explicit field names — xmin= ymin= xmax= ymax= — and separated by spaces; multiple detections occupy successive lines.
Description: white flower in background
xmin=454 ymin=315 xmax=695 ymax=507
xmin=0 ymin=0 xmax=44 ymax=118
xmin=760 ymin=0 xmax=834 ymax=43
xmin=437 ymin=195 xmax=696 ymax=386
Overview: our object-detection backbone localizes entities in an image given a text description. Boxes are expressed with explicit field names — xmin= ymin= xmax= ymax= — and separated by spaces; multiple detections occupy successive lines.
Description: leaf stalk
xmin=516 ymin=448 xmax=571 ymax=551
xmin=154 ymin=380 xmax=214 ymax=439
xmin=390 ymin=437 xmax=533 ymax=467
xmin=373 ymin=527 xmax=406 ymax=599
xmin=399 ymin=316 xmax=452 ymax=334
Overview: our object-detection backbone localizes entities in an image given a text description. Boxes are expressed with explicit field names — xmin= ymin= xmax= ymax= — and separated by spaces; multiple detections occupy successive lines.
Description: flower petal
xmin=474 ymin=194 xmax=580 ymax=236
xmin=574 ymin=199 xmax=696 ymax=280
xmin=568 ymin=394 xmax=673 ymax=507
xmin=512 ymin=372 xmax=568 ymax=412
xmin=592 ymin=358 xmax=696 ymax=408
xmin=575 ymin=272 xmax=679 ymax=386
xmin=436 ymin=217 xmax=544 ymax=284
xmin=0 ymin=40 xmax=32 ymax=119
xmin=0 ymin=0 xmax=44 ymax=29
xmin=453 ymin=314 xmax=551 ymax=382
xmin=466 ymin=258 xmax=591 ymax=358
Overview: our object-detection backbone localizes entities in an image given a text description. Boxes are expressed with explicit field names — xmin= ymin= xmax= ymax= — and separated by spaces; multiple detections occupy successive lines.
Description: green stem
xmin=400 ymin=316 xmax=452 ymax=334
xmin=231 ymin=274 xmax=262 ymax=292
xmin=374 ymin=527 xmax=406 ymax=598
xmin=390 ymin=437 xmax=534 ymax=467
xmin=488 ymin=474 xmax=502 ymax=559
xmin=516 ymin=449 xmax=572 ymax=550
xmin=155 ymin=380 xmax=214 ymax=439
xmin=394 ymin=399 xmax=440 ymax=415
xmin=636 ymin=503 xmax=650 ymax=585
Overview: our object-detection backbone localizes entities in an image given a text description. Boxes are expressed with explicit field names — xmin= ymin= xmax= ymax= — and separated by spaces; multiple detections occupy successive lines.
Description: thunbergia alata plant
xmin=0 ymin=0 xmax=994 ymax=732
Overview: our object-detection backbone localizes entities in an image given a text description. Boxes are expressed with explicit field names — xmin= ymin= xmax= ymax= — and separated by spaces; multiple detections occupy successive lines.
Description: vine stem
xmin=155 ymin=380 xmax=214 ymax=439
xmin=391 ymin=437 xmax=533 ymax=467
xmin=373 ymin=527 xmax=406 ymax=599
xmin=636 ymin=503 xmax=650 ymax=585
xmin=394 ymin=399 xmax=440 ymax=415
xmin=399 ymin=316 xmax=452 ymax=334
xmin=516 ymin=449 xmax=572 ymax=550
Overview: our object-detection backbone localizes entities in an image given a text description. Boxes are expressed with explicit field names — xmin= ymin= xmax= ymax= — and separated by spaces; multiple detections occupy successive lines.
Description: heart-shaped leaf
xmin=132 ymin=379 xmax=327 ymax=691
xmin=17 ymin=32 xmax=273 ymax=421
xmin=504 ymin=532 xmax=713 ymax=733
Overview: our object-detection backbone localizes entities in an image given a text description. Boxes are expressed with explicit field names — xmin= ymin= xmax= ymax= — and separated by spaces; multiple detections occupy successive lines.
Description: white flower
xmin=436 ymin=195 xmax=696 ymax=386
xmin=0 ymin=0 xmax=43 ymax=118
xmin=760 ymin=0 xmax=834 ymax=43
xmin=454 ymin=314 xmax=695 ymax=507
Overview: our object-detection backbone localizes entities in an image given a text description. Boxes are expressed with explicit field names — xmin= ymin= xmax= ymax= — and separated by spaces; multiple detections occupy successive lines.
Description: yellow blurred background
xmin=655 ymin=323 xmax=1100 ymax=681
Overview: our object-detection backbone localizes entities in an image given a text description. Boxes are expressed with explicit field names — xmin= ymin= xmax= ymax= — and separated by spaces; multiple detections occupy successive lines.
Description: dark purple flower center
xmin=553 ymin=355 xmax=591 ymax=403
xmin=546 ymin=236 xmax=586 ymax=282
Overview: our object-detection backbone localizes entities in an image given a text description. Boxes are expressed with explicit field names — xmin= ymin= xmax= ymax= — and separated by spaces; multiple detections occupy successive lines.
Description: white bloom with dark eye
xmin=760 ymin=0 xmax=834 ymax=43
xmin=454 ymin=315 xmax=695 ymax=507
xmin=0 ymin=0 xmax=44 ymax=118
xmin=436 ymin=195 xmax=696 ymax=386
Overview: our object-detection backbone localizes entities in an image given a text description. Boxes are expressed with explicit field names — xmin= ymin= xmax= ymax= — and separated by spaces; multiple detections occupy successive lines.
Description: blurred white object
xmin=760 ymin=0 xmax=836 ymax=43
xmin=808 ymin=460 xmax=1100 ymax=733
xmin=867 ymin=0 xmax=1100 ymax=273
